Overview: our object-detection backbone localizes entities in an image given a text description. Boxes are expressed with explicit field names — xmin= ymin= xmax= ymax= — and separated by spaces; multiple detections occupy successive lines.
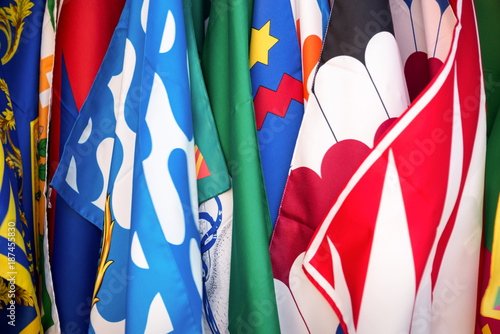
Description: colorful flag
xmin=202 ymin=0 xmax=281 ymax=332
xmin=0 ymin=0 xmax=47 ymax=332
xmin=476 ymin=0 xmax=500 ymax=332
xmin=52 ymin=0 xmax=202 ymax=332
xmin=269 ymin=0 xmax=409 ymax=332
xmin=304 ymin=0 xmax=485 ymax=332
xmin=390 ymin=0 xmax=457 ymax=101
xmin=250 ymin=0 xmax=304 ymax=226
xmin=47 ymin=0 xmax=125 ymax=332
xmin=37 ymin=0 xmax=60 ymax=332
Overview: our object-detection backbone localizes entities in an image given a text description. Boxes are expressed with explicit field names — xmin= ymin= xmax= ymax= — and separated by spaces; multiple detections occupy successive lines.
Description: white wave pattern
xmin=91 ymin=137 xmax=115 ymax=210
xmin=141 ymin=0 xmax=150 ymax=33
xmin=110 ymin=39 xmax=137 ymax=230
xmin=66 ymin=156 xmax=79 ymax=193
xmin=78 ymin=117 xmax=92 ymax=144
xmin=143 ymin=72 xmax=192 ymax=246
xmin=160 ymin=11 xmax=175 ymax=53
xmin=131 ymin=232 xmax=150 ymax=269
xmin=90 ymin=304 xmax=126 ymax=334
xmin=144 ymin=293 xmax=174 ymax=334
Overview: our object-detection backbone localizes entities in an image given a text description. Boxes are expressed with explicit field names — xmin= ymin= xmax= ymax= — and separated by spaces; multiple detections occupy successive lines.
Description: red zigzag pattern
xmin=254 ymin=73 xmax=303 ymax=130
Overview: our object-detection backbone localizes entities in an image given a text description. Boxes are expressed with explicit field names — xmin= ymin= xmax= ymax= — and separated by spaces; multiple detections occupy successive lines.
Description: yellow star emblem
xmin=250 ymin=20 xmax=279 ymax=69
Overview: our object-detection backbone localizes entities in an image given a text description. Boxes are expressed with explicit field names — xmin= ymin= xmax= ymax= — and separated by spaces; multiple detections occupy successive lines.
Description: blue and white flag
xmin=51 ymin=0 xmax=202 ymax=332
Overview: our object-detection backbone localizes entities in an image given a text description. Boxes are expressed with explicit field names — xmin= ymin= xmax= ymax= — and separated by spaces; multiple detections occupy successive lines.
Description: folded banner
xmin=250 ymin=0 xmax=304 ymax=226
xmin=304 ymin=0 xmax=485 ymax=333
xmin=270 ymin=0 xmax=409 ymax=332
xmin=183 ymin=0 xmax=230 ymax=205
xmin=202 ymin=0 xmax=281 ymax=332
xmin=48 ymin=0 xmax=125 ymax=331
xmin=52 ymin=0 xmax=202 ymax=332
xmin=0 ymin=0 xmax=46 ymax=332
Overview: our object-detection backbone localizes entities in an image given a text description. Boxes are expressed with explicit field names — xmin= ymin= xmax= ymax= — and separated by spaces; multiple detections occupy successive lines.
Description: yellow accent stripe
xmin=30 ymin=119 xmax=40 ymax=266
xmin=19 ymin=315 xmax=42 ymax=334
xmin=196 ymin=153 xmax=204 ymax=176
xmin=0 ymin=189 xmax=31 ymax=293
xmin=481 ymin=194 xmax=500 ymax=319
xmin=483 ymin=324 xmax=492 ymax=334
xmin=0 ymin=188 xmax=27 ymax=255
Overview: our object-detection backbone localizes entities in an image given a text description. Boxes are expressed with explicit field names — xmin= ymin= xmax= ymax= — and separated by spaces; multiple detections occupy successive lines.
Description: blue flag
xmin=52 ymin=0 xmax=202 ymax=332
xmin=249 ymin=0 xmax=304 ymax=226
xmin=0 ymin=0 xmax=46 ymax=332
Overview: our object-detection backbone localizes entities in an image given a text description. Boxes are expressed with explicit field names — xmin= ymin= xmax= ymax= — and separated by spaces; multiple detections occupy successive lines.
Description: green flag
xmin=478 ymin=0 xmax=500 ymax=253
xmin=477 ymin=0 xmax=500 ymax=330
xmin=190 ymin=0 xmax=210 ymax=57
xmin=202 ymin=0 xmax=281 ymax=332
xmin=183 ymin=0 xmax=231 ymax=204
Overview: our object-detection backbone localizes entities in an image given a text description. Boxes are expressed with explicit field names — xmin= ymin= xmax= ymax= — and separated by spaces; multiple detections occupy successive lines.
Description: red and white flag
xmin=303 ymin=0 xmax=485 ymax=333
xmin=270 ymin=0 xmax=409 ymax=332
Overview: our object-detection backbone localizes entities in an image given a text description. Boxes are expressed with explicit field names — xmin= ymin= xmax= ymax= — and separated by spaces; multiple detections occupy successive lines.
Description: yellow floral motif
xmin=0 ymin=279 xmax=35 ymax=309
xmin=0 ymin=279 xmax=9 ymax=308
xmin=0 ymin=78 xmax=14 ymax=143
xmin=0 ymin=79 xmax=23 ymax=195
xmin=92 ymin=194 xmax=115 ymax=307
xmin=0 ymin=109 xmax=14 ymax=134
xmin=0 ymin=0 xmax=33 ymax=64
xmin=15 ymin=285 xmax=34 ymax=307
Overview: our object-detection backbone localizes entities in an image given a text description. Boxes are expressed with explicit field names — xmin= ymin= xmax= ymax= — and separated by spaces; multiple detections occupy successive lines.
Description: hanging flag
xmin=47 ymin=0 xmax=125 ymax=332
xmin=264 ymin=1 xmax=330 ymax=330
xmin=37 ymin=0 xmax=60 ymax=332
xmin=250 ymin=0 xmax=304 ymax=226
xmin=269 ymin=0 xmax=409 ymax=332
xmin=0 ymin=0 xmax=47 ymax=332
xmin=476 ymin=0 xmax=500 ymax=332
xmin=190 ymin=0 xmax=210 ymax=58
xmin=52 ymin=0 xmax=202 ymax=332
xmin=390 ymin=0 xmax=457 ymax=101
xmin=182 ymin=1 xmax=232 ymax=332
xmin=304 ymin=0 xmax=485 ymax=332
xmin=183 ymin=0 xmax=230 ymax=205
xmin=202 ymin=0 xmax=281 ymax=332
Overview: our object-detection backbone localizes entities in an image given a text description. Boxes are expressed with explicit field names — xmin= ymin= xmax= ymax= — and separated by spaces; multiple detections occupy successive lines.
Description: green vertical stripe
xmin=48 ymin=0 xmax=55 ymax=30
xmin=183 ymin=0 xmax=230 ymax=204
xmin=477 ymin=0 xmax=500 ymax=252
xmin=202 ymin=0 xmax=281 ymax=332
xmin=39 ymin=235 xmax=54 ymax=330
